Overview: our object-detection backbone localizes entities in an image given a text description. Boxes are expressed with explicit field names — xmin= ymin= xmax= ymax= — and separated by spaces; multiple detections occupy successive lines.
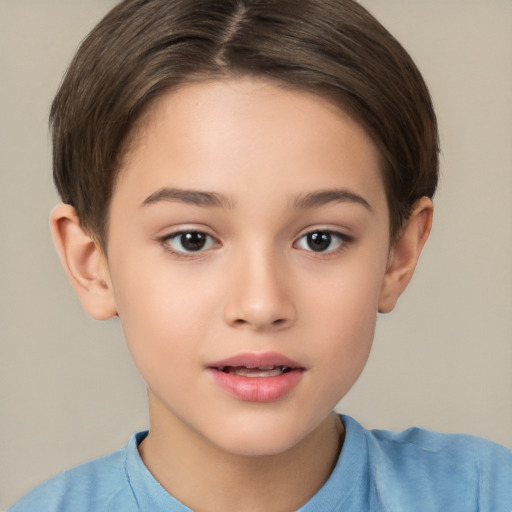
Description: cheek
xmin=109 ymin=258 xmax=215 ymax=385
xmin=317 ymin=285 xmax=377 ymax=369
xmin=305 ymin=247 xmax=386 ymax=329
xmin=302 ymin=251 xmax=386 ymax=387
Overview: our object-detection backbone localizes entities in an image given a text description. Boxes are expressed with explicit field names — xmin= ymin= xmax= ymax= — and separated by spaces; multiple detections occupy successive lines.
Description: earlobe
xmin=50 ymin=204 xmax=117 ymax=320
xmin=378 ymin=197 xmax=433 ymax=313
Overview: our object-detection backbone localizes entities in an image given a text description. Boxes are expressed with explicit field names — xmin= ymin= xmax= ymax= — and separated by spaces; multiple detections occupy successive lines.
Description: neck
xmin=138 ymin=398 xmax=344 ymax=512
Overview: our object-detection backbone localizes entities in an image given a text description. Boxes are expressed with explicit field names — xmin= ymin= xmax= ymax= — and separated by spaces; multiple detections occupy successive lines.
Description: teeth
xmin=231 ymin=367 xmax=282 ymax=377
xmin=220 ymin=366 xmax=291 ymax=377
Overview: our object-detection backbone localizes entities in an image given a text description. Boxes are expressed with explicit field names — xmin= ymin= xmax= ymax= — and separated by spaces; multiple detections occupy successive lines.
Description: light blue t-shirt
xmin=8 ymin=415 xmax=512 ymax=511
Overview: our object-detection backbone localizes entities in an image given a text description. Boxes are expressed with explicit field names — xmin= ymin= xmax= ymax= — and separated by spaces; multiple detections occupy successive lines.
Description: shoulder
xmin=347 ymin=417 xmax=512 ymax=511
xmin=368 ymin=422 xmax=512 ymax=473
xmin=8 ymin=443 xmax=138 ymax=512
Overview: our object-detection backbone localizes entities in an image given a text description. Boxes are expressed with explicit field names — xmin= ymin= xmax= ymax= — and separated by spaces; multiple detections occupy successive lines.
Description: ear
xmin=378 ymin=197 xmax=433 ymax=313
xmin=50 ymin=203 xmax=117 ymax=320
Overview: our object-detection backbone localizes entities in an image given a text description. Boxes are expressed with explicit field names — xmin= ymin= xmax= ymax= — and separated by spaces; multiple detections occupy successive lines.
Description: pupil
xmin=307 ymin=232 xmax=331 ymax=252
xmin=181 ymin=232 xmax=206 ymax=251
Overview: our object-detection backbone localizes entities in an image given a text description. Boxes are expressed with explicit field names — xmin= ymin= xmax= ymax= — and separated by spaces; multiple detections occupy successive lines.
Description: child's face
xmin=106 ymin=78 xmax=391 ymax=456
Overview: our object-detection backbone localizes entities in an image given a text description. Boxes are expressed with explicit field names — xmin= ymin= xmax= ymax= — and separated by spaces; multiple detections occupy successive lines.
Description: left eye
xmin=295 ymin=230 xmax=348 ymax=253
xmin=163 ymin=231 xmax=217 ymax=254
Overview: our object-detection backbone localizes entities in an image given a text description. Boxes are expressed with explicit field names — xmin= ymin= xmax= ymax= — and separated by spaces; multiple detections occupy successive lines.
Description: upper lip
xmin=207 ymin=351 xmax=304 ymax=370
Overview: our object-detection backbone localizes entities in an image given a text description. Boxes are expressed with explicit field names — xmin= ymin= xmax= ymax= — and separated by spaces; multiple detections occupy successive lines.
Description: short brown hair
xmin=50 ymin=0 xmax=439 ymax=248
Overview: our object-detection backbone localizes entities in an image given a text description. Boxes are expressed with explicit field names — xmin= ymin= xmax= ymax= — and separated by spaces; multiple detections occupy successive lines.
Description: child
xmin=8 ymin=0 xmax=512 ymax=510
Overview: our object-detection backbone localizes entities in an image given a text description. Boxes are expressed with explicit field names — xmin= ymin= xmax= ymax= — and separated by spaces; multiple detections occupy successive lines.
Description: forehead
xmin=115 ymin=77 xmax=387 ymax=213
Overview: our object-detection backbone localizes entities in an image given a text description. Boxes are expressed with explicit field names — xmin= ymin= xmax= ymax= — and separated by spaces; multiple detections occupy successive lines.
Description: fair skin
xmin=51 ymin=78 xmax=432 ymax=512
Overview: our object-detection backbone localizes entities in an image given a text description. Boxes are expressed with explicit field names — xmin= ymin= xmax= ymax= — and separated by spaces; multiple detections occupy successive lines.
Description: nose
xmin=223 ymin=248 xmax=296 ymax=332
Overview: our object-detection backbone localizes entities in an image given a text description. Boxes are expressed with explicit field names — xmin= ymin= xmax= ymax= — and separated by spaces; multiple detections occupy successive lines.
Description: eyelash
xmin=159 ymin=229 xmax=352 ymax=258
xmin=294 ymin=230 xmax=352 ymax=255
xmin=160 ymin=230 xmax=219 ymax=258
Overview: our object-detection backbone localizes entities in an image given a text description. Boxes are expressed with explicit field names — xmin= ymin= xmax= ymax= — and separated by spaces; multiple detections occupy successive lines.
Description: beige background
xmin=1 ymin=0 xmax=511 ymax=509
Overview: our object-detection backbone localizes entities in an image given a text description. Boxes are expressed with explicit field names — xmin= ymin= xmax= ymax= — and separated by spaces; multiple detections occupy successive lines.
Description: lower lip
xmin=208 ymin=369 xmax=304 ymax=403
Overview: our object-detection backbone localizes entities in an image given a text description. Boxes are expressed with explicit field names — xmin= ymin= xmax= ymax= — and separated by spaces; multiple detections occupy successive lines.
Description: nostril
xmin=223 ymin=289 xmax=296 ymax=330
xmin=229 ymin=316 xmax=290 ymax=330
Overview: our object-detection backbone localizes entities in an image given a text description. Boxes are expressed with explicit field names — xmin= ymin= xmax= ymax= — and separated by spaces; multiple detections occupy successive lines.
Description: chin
xmin=203 ymin=410 xmax=324 ymax=458
xmin=215 ymin=431 xmax=303 ymax=458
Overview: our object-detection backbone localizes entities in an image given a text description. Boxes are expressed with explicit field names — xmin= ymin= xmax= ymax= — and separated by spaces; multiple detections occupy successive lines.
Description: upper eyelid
xmin=161 ymin=230 xmax=219 ymax=244
xmin=160 ymin=226 xmax=217 ymax=239
xmin=164 ymin=229 xmax=210 ymax=238
xmin=295 ymin=227 xmax=352 ymax=240
xmin=158 ymin=227 xmax=351 ymax=241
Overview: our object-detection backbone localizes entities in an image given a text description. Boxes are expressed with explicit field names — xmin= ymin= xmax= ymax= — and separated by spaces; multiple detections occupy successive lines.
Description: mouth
xmin=207 ymin=352 xmax=305 ymax=402
xmin=216 ymin=365 xmax=294 ymax=378
xmin=208 ymin=351 xmax=304 ymax=376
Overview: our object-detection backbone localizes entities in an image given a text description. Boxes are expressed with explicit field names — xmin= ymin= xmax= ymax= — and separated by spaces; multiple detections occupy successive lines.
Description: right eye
xmin=162 ymin=231 xmax=217 ymax=255
xmin=294 ymin=230 xmax=350 ymax=253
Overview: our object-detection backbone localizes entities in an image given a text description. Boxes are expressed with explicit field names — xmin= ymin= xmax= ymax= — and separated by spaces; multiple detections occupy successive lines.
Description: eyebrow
xmin=141 ymin=186 xmax=372 ymax=212
xmin=293 ymin=188 xmax=372 ymax=212
xmin=141 ymin=188 xmax=234 ymax=209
